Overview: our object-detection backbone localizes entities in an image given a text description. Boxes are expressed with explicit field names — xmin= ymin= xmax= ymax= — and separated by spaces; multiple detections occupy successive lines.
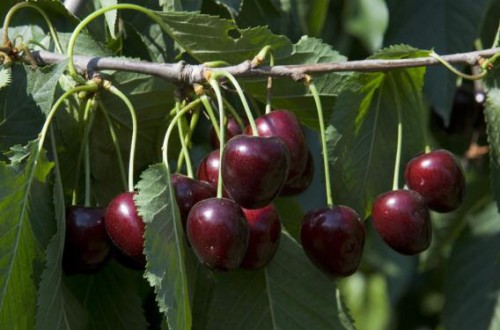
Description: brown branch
xmin=31 ymin=47 xmax=500 ymax=84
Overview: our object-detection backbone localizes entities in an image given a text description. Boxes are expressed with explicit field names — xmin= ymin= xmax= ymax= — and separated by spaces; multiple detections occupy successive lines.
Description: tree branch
xmin=31 ymin=47 xmax=500 ymax=84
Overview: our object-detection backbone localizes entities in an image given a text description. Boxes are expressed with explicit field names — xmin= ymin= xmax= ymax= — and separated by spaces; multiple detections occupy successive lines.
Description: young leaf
xmin=329 ymin=45 xmax=428 ymax=217
xmin=442 ymin=202 xmax=500 ymax=330
xmin=0 ymin=140 xmax=54 ymax=329
xmin=135 ymin=163 xmax=192 ymax=330
xmin=65 ymin=262 xmax=148 ymax=330
xmin=192 ymin=232 xmax=352 ymax=329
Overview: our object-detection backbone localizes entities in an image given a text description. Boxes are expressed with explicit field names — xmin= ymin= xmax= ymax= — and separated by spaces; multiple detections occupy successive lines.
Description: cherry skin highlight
xmin=300 ymin=205 xmax=365 ymax=277
xmin=241 ymin=204 xmax=281 ymax=269
xmin=404 ymin=149 xmax=465 ymax=212
xmin=186 ymin=197 xmax=249 ymax=271
xmin=371 ymin=189 xmax=431 ymax=255
xmin=222 ymin=135 xmax=290 ymax=209
xmin=63 ymin=206 xmax=111 ymax=274
xmin=104 ymin=192 xmax=145 ymax=258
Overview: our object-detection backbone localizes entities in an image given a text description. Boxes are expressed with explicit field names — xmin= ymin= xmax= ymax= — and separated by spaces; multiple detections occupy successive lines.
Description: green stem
xmin=222 ymin=98 xmax=245 ymax=129
xmin=177 ymin=108 xmax=201 ymax=171
xmin=84 ymin=142 xmax=91 ymax=206
xmin=162 ymin=99 xmax=203 ymax=170
xmin=106 ymin=85 xmax=138 ymax=192
xmin=388 ymin=75 xmax=403 ymax=191
xmin=211 ymin=71 xmax=258 ymax=135
xmin=200 ymin=95 xmax=221 ymax=141
xmin=308 ymin=81 xmax=333 ymax=207
xmin=2 ymin=2 xmax=63 ymax=54
xmin=67 ymin=4 xmax=172 ymax=83
xmin=175 ymin=101 xmax=194 ymax=178
xmin=208 ymin=78 xmax=226 ymax=199
xmin=430 ymin=51 xmax=487 ymax=80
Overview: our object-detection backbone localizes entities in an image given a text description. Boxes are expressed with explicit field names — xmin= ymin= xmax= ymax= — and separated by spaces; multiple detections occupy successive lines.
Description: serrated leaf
xmin=192 ymin=232 xmax=352 ymax=329
xmin=35 ymin=135 xmax=87 ymax=330
xmin=65 ymin=262 xmax=148 ymax=330
xmin=442 ymin=202 xmax=500 ymax=330
xmin=384 ymin=0 xmax=491 ymax=125
xmin=0 ymin=140 xmax=54 ymax=329
xmin=136 ymin=164 xmax=191 ymax=330
xmin=0 ymin=61 xmax=67 ymax=152
xmin=329 ymin=45 xmax=428 ymax=217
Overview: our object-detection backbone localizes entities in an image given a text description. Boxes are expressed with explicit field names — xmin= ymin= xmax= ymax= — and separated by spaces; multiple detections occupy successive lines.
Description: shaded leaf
xmin=192 ymin=232 xmax=352 ymax=329
xmin=136 ymin=164 xmax=191 ymax=330
xmin=0 ymin=140 xmax=54 ymax=329
xmin=344 ymin=0 xmax=388 ymax=52
xmin=329 ymin=45 xmax=428 ymax=217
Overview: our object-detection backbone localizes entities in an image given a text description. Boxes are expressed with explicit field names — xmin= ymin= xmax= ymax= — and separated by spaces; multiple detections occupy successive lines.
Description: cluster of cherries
xmin=372 ymin=150 xmax=465 ymax=255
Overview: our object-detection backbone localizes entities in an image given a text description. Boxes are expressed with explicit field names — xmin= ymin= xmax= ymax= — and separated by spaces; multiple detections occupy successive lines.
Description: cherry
xmin=222 ymin=135 xmax=290 ymax=209
xmin=241 ymin=204 xmax=281 ymax=270
xmin=170 ymin=173 xmax=216 ymax=228
xmin=371 ymin=189 xmax=431 ymax=255
xmin=244 ymin=110 xmax=308 ymax=184
xmin=186 ymin=197 xmax=249 ymax=270
xmin=196 ymin=149 xmax=228 ymax=197
xmin=63 ymin=206 xmax=111 ymax=274
xmin=280 ymin=151 xmax=314 ymax=196
xmin=404 ymin=149 xmax=465 ymax=212
xmin=300 ymin=206 xmax=365 ymax=277
xmin=104 ymin=192 xmax=145 ymax=258
xmin=209 ymin=117 xmax=246 ymax=149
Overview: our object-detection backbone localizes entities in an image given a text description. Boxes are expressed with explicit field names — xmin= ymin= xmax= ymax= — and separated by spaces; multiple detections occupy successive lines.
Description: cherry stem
xmin=308 ymin=81 xmax=333 ymax=207
xmin=162 ymin=99 xmax=202 ymax=171
xmin=208 ymin=78 xmax=226 ymax=199
xmin=83 ymin=97 xmax=97 ymax=207
xmin=175 ymin=101 xmax=194 ymax=178
xmin=430 ymin=51 xmax=488 ymax=81
xmin=266 ymin=52 xmax=274 ymax=115
xmin=98 ymin=101 xmax=128 ymax=191
xmin=2 ymin=2 xmax=63 ymax=54
xmin=200 ymin=95 xmax=221 ymax=142
xmin=210 ymin=71 xmax=258 ymax=136
xmin=84 ymin=142 xmax=91 ymax=206
xmin=67 ymin=4 xmax=171 ymax=83
xmin=177 ymin=108 xmax=201 ymax=171
xmin=388 ymin=75 xmax=403 ymax=191
xmin=222 ymin=98 xmax=245 ymax=129
xmin=106 ymin=84 xmax=138 ymax=192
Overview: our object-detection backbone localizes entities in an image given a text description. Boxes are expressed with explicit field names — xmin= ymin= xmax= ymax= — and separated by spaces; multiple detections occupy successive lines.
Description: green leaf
xmin=274 ymin=197 xmax=303 ymax=241
xmin=329 ymin=45 xmax=428 ymax=217
xmin=192 ymin=232 xmax=352 ymax=329
xmin=65 ymin=262 xmax=148 ymax=330
xmin=485 ymin=65 xmax=500 ymax=211
xmin=97 ymin=0 xmax=118 ymax=39
xmin=136 ymin=164 xmax=192 ymax=330
xmin=384 ymin=0 xmax=491 ymax=125
xmin=0 ymin=62 xmax=67 ymax=152
xmin=156 ymin=10 xmax=292 ymax=63
xmin=442 ymin=202 xmax=500 ymax=330
xmin=0 ymin=140 xmax=54 ymax=329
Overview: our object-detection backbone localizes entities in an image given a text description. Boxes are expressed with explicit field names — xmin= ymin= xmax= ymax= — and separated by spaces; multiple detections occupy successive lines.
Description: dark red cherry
xmin=371 ymin=189 xmax=431 ymax=255
xmin=300 ymin=206 xmax=365 ymax=277
xmin=244 ymin=110 xmax=308 ymax=184
xmin=222 ymin=135 xmax=290 ymax=209
xmin=210 ymin=117 xmax=246 ymax=149
xmin=170 ymin=173 xmax=216 ymax=228
xmin=280 ymin=151 xmax=314 ymax=196
xmin=241 ymin=204 xmax=281 ymax=269
xmin=104 ymin=192 xmax=145 ymax=258
xmin=63 ymin=206 xmax=111 ymax=274
xmin=404 ymin=150 xmax=465 ymax=212
xmin=186 ymin=197 xmax=249 ymax=270
xmin=196 ymin=149 xmax=229 ymax=197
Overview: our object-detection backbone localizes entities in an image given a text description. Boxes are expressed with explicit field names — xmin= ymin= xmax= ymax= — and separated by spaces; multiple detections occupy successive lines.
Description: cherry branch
xmin=31 ymin=47 xmax=500 ymax=84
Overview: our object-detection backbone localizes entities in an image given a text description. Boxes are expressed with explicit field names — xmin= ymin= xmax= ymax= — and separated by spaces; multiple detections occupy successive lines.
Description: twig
xmin=31 ymin=47 xmax=500 ymax=84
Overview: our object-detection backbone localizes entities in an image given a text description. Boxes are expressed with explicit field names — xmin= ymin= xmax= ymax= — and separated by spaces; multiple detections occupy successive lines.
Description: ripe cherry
xmin=63 ymin=206 xmax=111 ymax=274
xmin=171 ymin=173 xmax=216 ymax=228
xmin=371 ymin=189 xmax=431 ymax=255
xmin=280 ymin=151 xmax=314 ymax=196
xmin=104 ymin=192 xmax=145 ymax=258
xmin=186 ymin=197 xmax=249 ymax=270
xmin=404 ymin=150 xmax=465 ymax=212
xmin=210 ymin=117 xmax=246 ymax=149
xmin=241 ymin=204 xmax=281 ymax=269
xmin=244 ymin=110 xmax=308 ymax=184
xmin=222 ymin=135 xmax=290 ymax=209
xmin=196 ymin=149 xmax=228 ymax=197
xmin=300 ymin=206 xmax=365 ymax=277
